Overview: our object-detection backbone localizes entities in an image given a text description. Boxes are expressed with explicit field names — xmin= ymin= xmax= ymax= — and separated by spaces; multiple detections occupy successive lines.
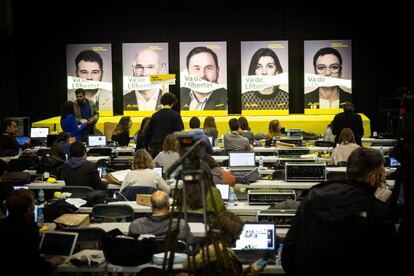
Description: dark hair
xmin=162 ymin=134 xmax=177 ymax=153
xmin=342 ymin=102 xmax=354 ymax=113
xmin=347 ymin=148 xmax=384 ymax=181
xmin=313 ymin=47 xmax=343 ymax=67
xmin=338 ymin=128 xmax=356 ymax=144
xmin=248 ymin=48 xmax=283 ymax=75
xmin=113 ymin=116 xmax=131 ymax=136
xmin=70 ymin=141 xmax=86 ymax=158
xmin=61 ymin=101 xmax=75 ymax=118
xmin=75 ymin=49 xmax=103 ymax=71
xmin=1 ymin=119 xmax=16 ymax=133
xmin=160 ymin=93 xmax=177 ymax=106
xmin=75 ymin=88 xmax=85 ymax=96
xmin=268 ymin=119 xmax=281 ymax=139
xmin=5 ymin=189 xmax=35 ymax=218
xmin=185 ymin=170 xmax=214 ymax=210
xmin=228 ymin=118 xmax=240 ymax=132
xmin=138 ymin=117 xmax=151 ymax=135
xmin=186 ymin=47 xmax=219 ymax=69
xmin=238 ymin=116 xmax=250 ymax=131
xmin=189 ymin=116 xmax=201 ymax=129
xmin=50 ymin=143 xmax=66 ymax=160
xmin=203 ymin=116 xmax=217 ymax=129
xmin=214 ymin=211 xmax=243 ymax=247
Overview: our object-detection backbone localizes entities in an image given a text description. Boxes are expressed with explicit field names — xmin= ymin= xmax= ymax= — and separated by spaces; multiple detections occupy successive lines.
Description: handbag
xmin=233 ymin=168 xmax=260 ymax=184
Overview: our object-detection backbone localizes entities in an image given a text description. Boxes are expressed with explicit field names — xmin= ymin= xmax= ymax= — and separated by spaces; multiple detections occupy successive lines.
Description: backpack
xmin=2 ymin=171 xmax=31 ymax=185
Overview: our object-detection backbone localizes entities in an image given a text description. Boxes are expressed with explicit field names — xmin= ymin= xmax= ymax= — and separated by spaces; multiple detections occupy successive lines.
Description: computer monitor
xmin=87 ymin=135 xmax=107 ymax=147
xmin=30 ymin=127 xmax=49 ymax=139
xmin=232 ymin=222 xmax=275 ymax=251
xmin=16 ymin=136 xmax=30 ymax=145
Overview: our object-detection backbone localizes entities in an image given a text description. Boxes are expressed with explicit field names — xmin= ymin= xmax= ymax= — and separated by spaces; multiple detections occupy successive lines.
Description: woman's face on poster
xmin=255 ymin=56 xmax=277 ymax=76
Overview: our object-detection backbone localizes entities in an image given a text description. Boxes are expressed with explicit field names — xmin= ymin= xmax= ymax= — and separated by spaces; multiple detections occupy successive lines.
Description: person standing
xmin=331 ymin=102 xmax=364 ymax=146
xmin=73 ymin=88 xmax=99 ymax=142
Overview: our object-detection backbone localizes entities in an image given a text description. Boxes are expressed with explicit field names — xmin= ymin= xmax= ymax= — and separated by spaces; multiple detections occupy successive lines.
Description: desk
xmin=55 ymin=261 xmax=107 ymax=273
xmin=362 ymin=138 xmax=398 ymax=145
xmin=86 ymin=156 xmax=110 ymax=163
xmin=26 ymin=181 xmax=120 ymax=191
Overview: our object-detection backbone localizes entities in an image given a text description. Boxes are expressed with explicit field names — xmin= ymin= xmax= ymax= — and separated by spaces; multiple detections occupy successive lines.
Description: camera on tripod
xmin=175 ymin=131 xmax=204 ymax=183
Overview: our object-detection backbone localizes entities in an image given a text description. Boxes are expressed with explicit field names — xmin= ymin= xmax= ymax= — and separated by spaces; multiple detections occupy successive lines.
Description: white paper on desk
xmin=65 ymin=198 xmax=87 ymax=208
xmin=110 ymin=169 xmax=131 ymax=182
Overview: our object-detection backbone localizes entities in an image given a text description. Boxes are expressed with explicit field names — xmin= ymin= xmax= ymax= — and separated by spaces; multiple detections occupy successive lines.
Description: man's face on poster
xmin=76 ymin=60 xmax=103 ymax=81
xmin=188 ymin=52 xmax=219 ymax=83
xmin=132 ymin=49 xmax=160 ymax=77
xmin=314 ymin=54 xmax=342 ymax=78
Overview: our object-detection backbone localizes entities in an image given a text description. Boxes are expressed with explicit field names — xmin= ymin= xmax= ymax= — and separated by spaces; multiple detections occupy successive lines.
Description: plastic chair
xmin=119 ymin=186 xmax=157 ymax=201
xmin=92 ymin=204 xmax=135 ymax=222
xmin=61 ymin=186 xmax=94 ymax=198
xmin=64 ymin=227 xmax=106 ymax=252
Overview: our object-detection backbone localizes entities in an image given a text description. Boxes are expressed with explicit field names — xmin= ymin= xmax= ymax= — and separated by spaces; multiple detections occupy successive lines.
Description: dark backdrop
xmin=1 ymin=2 xmax=412 ymax=133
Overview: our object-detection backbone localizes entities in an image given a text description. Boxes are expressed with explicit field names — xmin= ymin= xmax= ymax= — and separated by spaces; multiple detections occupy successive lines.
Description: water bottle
xmin=229 ymin=187 xmax=237 ymax=205
xmin=380 ymin=146 xmax=384 ymax=156
xmin=259 ymin=157 xmax=264 ymax=170
xmin=37 ymin=206 xmax=44 ymax=227
xmin=276 ymin=242 xmax=284 ymax=265
xmin=38 ymin=189 xmax=45 ymax=204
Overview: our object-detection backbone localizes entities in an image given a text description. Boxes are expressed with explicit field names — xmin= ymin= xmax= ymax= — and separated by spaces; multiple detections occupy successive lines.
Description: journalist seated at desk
xmin=61 ymin=141 xmax=107 ymax=190
xmin=129 ymin=191 xmax=194 ymax=244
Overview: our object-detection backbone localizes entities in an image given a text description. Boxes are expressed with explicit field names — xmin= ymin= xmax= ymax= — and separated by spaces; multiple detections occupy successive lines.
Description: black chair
xmin=8 ymin=158 xmax=32 ymax=171
xmin=119 ymin=186 xmax=157 ymax=201
xmin=88 ymin=147 xmax=113 ymax=156
xmin=92 ymin=204 xmax=135 ymax=222
xmin=61 ymin=186 xmax=94 ymax=198
xmin=64 ymin=227 xmax=106 ymax=252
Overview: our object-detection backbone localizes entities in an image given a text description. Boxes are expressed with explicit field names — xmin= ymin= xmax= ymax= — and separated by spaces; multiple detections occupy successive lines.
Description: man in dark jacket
xmin=282 ymin=148 xmax=397 ymax=276
xmin=61 ymin=142 xmax=106 ymax=190
xmin=331 ymin=102 xmax=364 ymax=146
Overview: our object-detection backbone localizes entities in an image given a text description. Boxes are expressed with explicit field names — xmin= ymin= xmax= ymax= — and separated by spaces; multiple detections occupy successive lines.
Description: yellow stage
xmin=33 ymin=113 xmax=371 ymax=139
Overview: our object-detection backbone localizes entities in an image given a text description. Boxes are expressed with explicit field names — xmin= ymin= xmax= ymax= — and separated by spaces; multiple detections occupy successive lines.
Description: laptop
xmin=153 ymin=167 xmax=163 ymax=177
xmin=216 ymin=184 xmax=230 ymax=201
xmin=228 ymin=152 xmax=256 ymax=172
xmin=16 ymin=136 xmax=30 ymax=145
xmin=39 ymin=231 xmax=78 ymax=259
xmin=232 ymin=222 xmax=276 ymax=264
xmin=30 ymin=127 xmax=49 ymax=139
xmin=87 ymin=135 xmax=107 ymax=147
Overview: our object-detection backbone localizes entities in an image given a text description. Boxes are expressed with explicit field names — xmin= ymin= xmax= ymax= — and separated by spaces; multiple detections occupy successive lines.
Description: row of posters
xmin=66 ymin=40 xmax=352 ymax=116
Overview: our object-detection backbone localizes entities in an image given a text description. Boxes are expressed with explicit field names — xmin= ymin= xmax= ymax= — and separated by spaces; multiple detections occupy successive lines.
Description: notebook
xmin=39 ymin=231 xmax=78 ymax=259
xmin=30 ymin=127 xmax=49 ymax=139
xmin=87 ymin=135 xmax=107 ymax=147
xmin=232 ymin=222 xmax=276 ymax=263
xmin=216 ymin=184 xmax=230 ymax=201
xmin=228 ymin=152 xmax=256 ymax=172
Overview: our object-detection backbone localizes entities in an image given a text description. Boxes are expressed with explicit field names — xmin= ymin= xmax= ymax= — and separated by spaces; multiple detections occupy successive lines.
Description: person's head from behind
xmin=114 ymin=116 xmax=132 ymax=135
xmin=55 ymin=132 xmax=69 ymax=143
xmin=5 ymin=189 xmax=35 ymax=221
xmin=238 ymin=116 xmax=250 ymax=131
xmin=160 ymin=93 xmax=177 ymax=107
xmin=313 ymin=47 xmax=342 ymax=78
xmin=132 ymin=49 xmax=161 ymax=77
xmin=214 ymin=211 xmax=243 ymax=247
xmin=70 ymin=141 xmax=86 ymax=159
xmin=133 ymin=149 xmax=154 ymax=169
xmin=186 ymin=47 xmax=219 ymax=83
xmin=347 ymin=148 xmax=385 ymax=188
xmin=338 ymin=128 xmax=356 ymax=144
xmin=50 ymin=143 xmax=66 ymax=160
xmin=162 ymin=133 xmax=177 ymax=153
xmin=248 ymin=48 xmax=283 ymax=76
xmin=203 ymin=116 xmax=217 ymax=129
xmin=61 ymin=101 xmax=75 ymax=118
xmin=189 ymin=116 xmax=201 ymax=129
xmin=151 ymin=191 xmax=170 ymax=215
xmin=268 ymin=119 xmax=281 ymax=136
xmin=75 ymin=88 xmax=86 ymax=104
xmin=342 ymin=102 xmax=354 ymax=113
xmin=75 ymin=49 xmax=103 ymax=81
xmin=1 ymin=119 xmax=17 ymax=135
xmin=228 ymin=118 xmax=240 ymax=132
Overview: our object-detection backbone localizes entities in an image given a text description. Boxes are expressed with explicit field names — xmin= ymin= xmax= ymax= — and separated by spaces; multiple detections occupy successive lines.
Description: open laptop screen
xmin=216 ymin=184 xmax=230 ymax=201
xmin=16 ymin=136 xmax=30 ymax=145
xmin=229 ymin=152 xmax=255 ymax=168
xmin=232 ymin=222 xmax=275 ymax=251
xmin=30 ymin=127 xmax=49 ymax=138
xmin=39 ymin=231 xmax=78 ymax=259
xmin=88 ymin=135 xmax=107 ymax=147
